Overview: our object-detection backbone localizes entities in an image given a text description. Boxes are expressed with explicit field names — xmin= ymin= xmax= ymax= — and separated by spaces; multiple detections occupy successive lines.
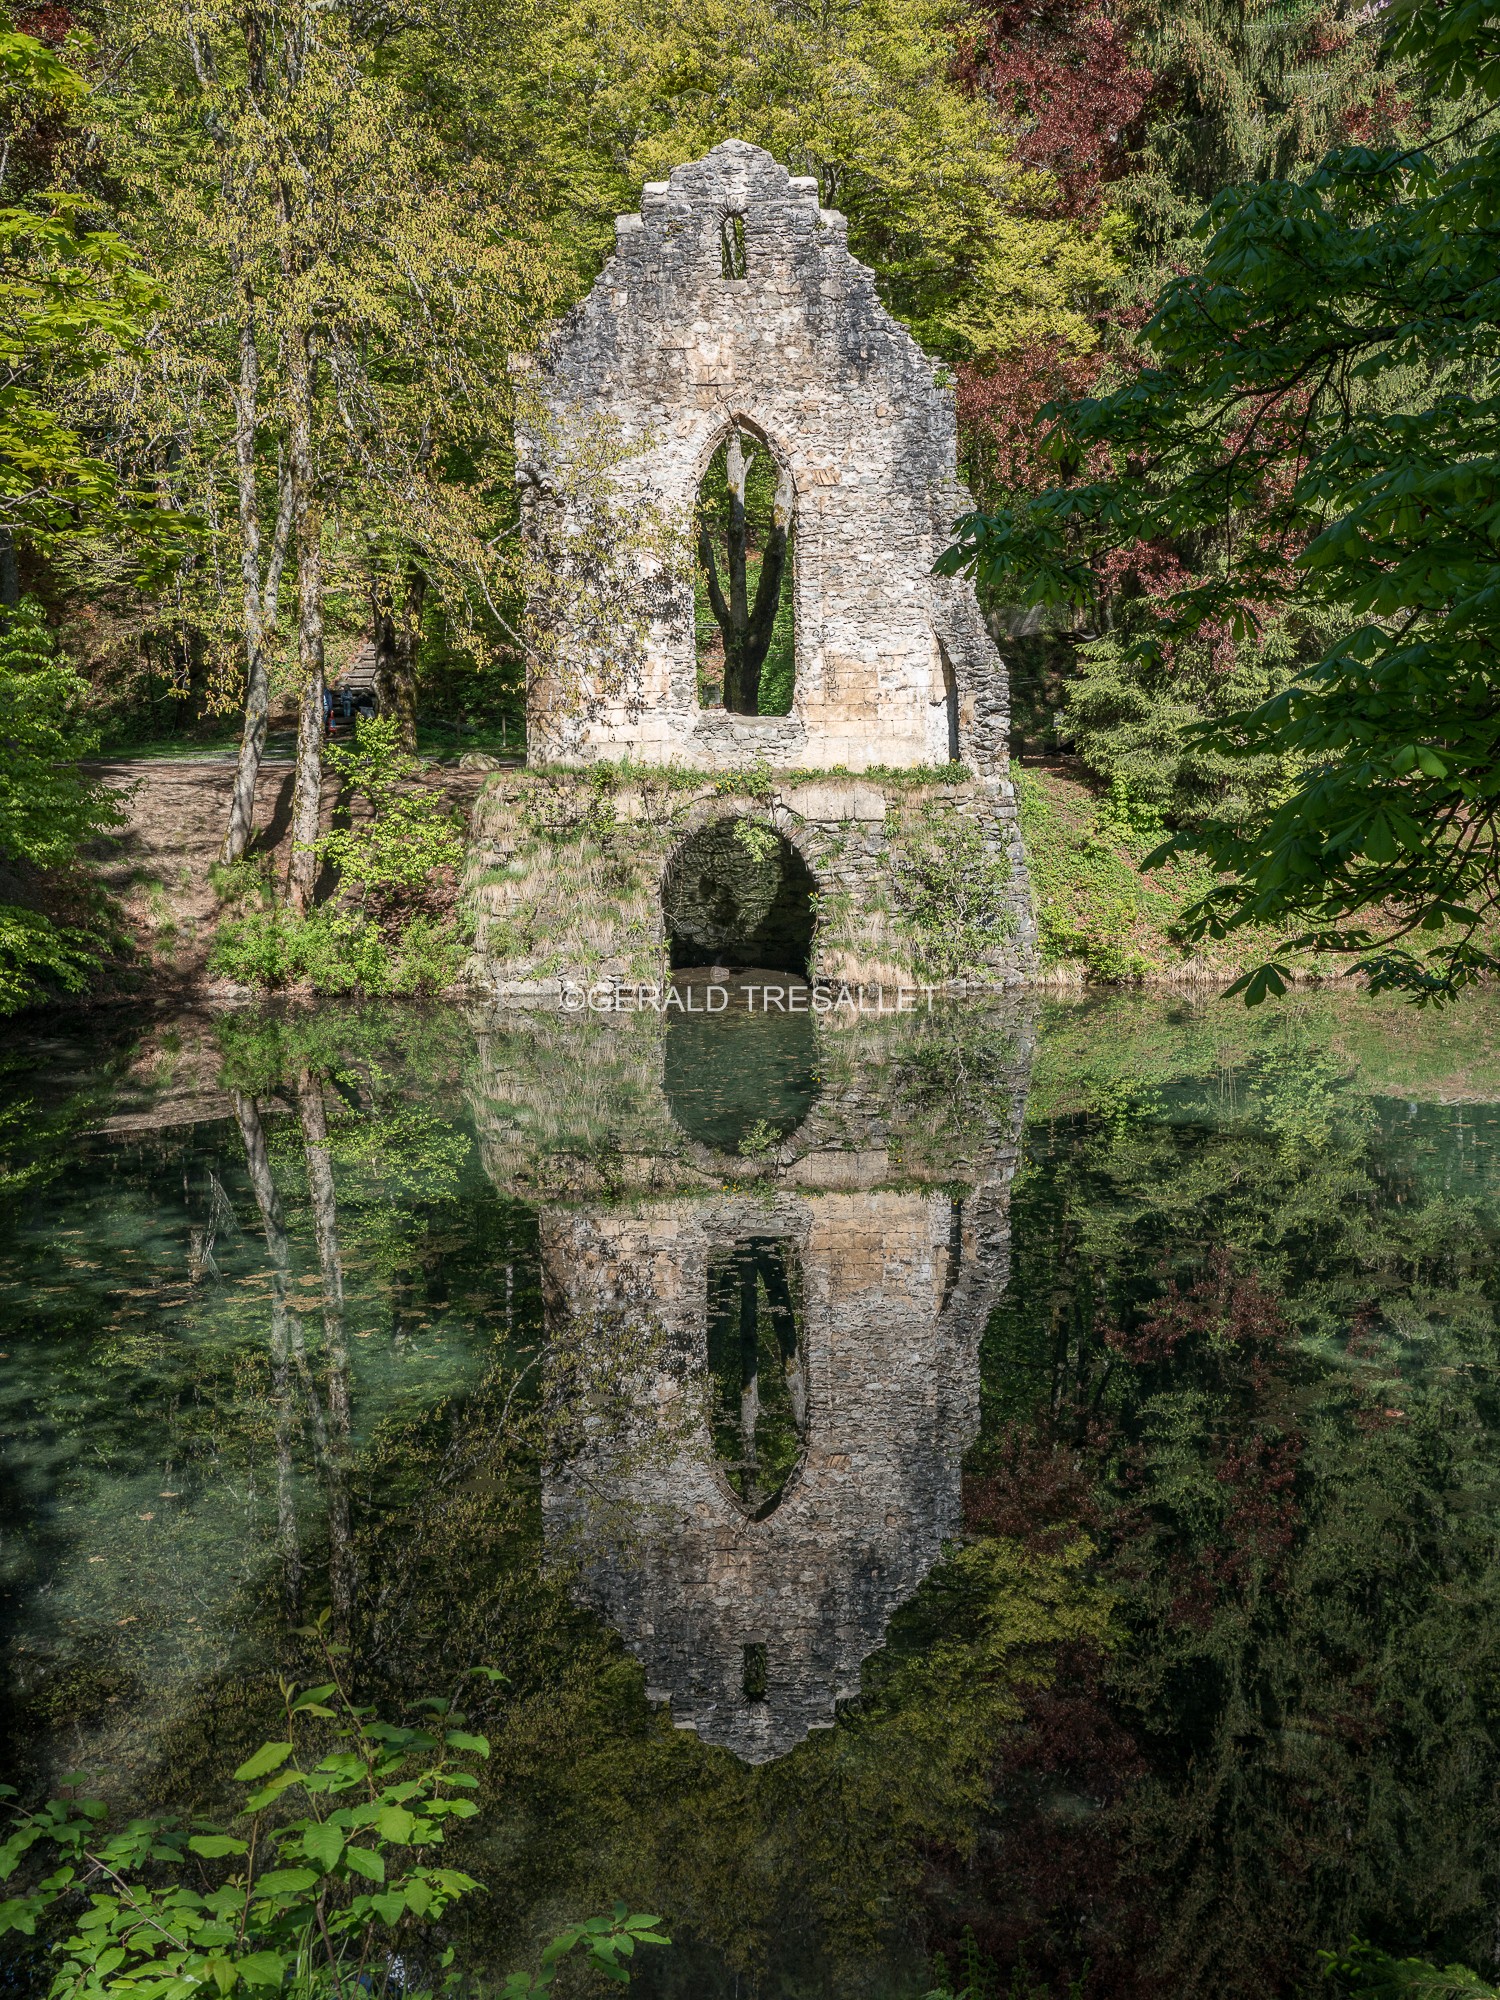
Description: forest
xmin=0 ymin=0 xmax=1494 ymax=1008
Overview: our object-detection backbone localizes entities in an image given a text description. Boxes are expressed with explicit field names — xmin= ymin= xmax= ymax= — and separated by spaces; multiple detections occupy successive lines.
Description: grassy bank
xmin=1018 ymin=765 xmax=1313 ymax=987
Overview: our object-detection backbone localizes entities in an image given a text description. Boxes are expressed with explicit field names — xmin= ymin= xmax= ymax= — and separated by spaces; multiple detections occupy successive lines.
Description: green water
xmin=4 ymin=992 xmax=1500 ymax=1998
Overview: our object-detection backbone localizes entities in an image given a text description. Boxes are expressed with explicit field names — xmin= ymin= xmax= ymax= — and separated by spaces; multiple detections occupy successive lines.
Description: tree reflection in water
xmin=705 ymin=1238 xmax=807 ymax=1518
xmin=7 ymin=997 xmax=1500 ymax=2000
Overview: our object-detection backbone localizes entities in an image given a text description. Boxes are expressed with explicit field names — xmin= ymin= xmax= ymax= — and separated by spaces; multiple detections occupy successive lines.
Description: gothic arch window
xmin=939 ymin=640 xmax=960 ymax=764
xmin=694 ymin=423 xmax=796 ymax=715
xmin=719 ymin=212 xmax=747 ymax=279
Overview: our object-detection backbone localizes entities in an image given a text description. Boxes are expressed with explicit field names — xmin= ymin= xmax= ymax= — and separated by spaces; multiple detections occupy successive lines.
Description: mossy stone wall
xmin=462 ymin=767 xmax=1037 ymax=1000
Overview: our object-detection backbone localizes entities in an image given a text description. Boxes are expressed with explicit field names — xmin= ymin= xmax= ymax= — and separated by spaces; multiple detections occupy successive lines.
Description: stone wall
xmin=463 ymin=766 xmax=1037 ymax=998
xmin=519 ymin=139 xmax=1012 ymax=779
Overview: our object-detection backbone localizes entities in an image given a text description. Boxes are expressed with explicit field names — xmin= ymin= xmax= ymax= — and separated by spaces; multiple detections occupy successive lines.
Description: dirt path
xmin=86 ymin=757 xmax=485 ymax=999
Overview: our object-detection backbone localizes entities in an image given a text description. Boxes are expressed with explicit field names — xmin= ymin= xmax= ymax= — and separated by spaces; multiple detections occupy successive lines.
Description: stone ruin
xmin=468 ymin=140 xmax=1035 ymax=997
xmin=517 ymin=139 xmax=1013 ymax=777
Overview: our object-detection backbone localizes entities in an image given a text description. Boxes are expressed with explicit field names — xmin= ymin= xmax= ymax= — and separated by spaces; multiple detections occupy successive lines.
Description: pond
xmin=4 ymin=990 xmax=1500 ymax=1999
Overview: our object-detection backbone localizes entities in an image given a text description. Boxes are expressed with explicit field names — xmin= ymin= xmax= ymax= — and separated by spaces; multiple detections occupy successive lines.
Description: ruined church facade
xmin=517 ymin=139 xmax=1011 ymax=777
xmin=465 ymin=141 xmax=1036 ymax=998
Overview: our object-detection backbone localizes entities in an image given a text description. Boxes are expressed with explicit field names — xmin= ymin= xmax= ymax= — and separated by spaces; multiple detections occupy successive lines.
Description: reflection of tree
xmin=706 ymin=1239 xmax=806 ymax=1518
xmin=948 ymin=1036 xmax=1500 ymax=2000
xmin=231 ymin=1090 xmax=304 ymax=1614
xmin=297 ymin=1069 xmax=353 ymax=1629
xmin=230 ymin=1071 xmax=354 ymax=1628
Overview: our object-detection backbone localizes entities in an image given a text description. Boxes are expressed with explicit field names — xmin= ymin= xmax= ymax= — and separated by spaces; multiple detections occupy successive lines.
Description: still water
xmin=4 ymin=991 xmax=1500 ymax=1998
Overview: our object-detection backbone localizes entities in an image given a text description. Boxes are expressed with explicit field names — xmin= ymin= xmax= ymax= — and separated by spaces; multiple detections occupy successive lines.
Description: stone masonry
xmin=465 ymin=769 xmax=1037 ymax=996
xmin=518 ymin=140 xmax=1014 ymax=779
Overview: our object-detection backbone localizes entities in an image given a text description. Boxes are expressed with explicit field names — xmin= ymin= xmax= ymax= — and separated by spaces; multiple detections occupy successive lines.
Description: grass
xmin=417 ymin=718 xmax=522 ymax=758
xmin=90 ymin=729 xmax=297 ymax=762
xmin=1018 ymin=766 xmax=1301 ymax=985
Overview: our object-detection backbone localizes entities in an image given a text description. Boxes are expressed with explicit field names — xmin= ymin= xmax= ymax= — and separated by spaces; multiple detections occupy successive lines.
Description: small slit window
xmin=720 ymin=212 xmax=747 ymax=279
xmin=742 ymin=1643 xmax=768 ymax=1703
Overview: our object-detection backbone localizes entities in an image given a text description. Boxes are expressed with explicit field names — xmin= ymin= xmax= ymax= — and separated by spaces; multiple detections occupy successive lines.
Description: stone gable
xmin=520 ymin=139 xmax=1012 ymax=776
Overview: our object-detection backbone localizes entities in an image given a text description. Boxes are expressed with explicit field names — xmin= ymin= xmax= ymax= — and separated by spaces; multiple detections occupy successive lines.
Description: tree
xmin=0 ymin=28 xmax=178 ymax=575
xmin=697 ymin=428 xmax=793 ymax=716
xmin=1124 ymin=0 xmax=1399 ymax=282
xmin=96 ymin=1 xmax=563 ymax=879
xmin=941 ymin=0 xmax=1500 ymax=1001
xmin=509 ymin=0 xmax=1131 ymax=371
xmin=0 ymin=595 xmax=121 ymax=1010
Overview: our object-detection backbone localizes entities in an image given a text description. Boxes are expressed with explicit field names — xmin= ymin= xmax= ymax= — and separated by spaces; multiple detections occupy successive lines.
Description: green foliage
xmin=887 ymin=805 xmax=1014 ymax=981
xmin=1059 ymin=628 xmax=1305 ymax=833
xmin=211 ymin=719 xmax=467 ymax=994
xmin=1321 ymin=1942 xmax=1500 ymax=2000
xmin=0 ymin=1626 xmax=668 ymax=1997
xmin=0 ymin=32 xmax=182 ymax=563
xmin=1124 ymin=0 xmax=1400 ymax=281
xmin=209 ymin=907 xmax=466 ymax=997
xmin=732 ymin=817 xmax=779 ymax=865
xmin=510 ymin=0 xmax=1128 ymax=367
xmin=317 ymin=719 xmax=464 ymax=902
xmin=943 ymin=2 xmax=1500 ymax=1001
xmin=0 ymin=598 xmax=123 ymax=1011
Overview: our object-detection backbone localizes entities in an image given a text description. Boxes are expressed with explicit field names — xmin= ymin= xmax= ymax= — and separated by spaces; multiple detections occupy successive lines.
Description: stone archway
xmin=661 ymin=815 xmax=817 ymax=974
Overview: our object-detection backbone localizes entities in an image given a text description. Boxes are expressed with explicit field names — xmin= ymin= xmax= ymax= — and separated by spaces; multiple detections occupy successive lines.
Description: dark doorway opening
xmin=940 ymin=641 xmax=960 ymax=764
xmin=662 ymin=818 xmax=816 ymax=974
xmin=706 ymin=1238 xmax=807 ymax=1521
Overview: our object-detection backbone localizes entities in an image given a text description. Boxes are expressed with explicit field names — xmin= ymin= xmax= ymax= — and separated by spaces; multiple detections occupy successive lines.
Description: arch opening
xmin=662 ymin=817 xmax=816 ymax=975
xmin=694 ymin=424 xmax=795 ymax=715
xmin=939 ymin=640 xmax=960 ymax=764
xmin=706 ymin=1237 xmax=807 ymax=1522
xmin=662 ymin=1005 xmax=819 ymax=1154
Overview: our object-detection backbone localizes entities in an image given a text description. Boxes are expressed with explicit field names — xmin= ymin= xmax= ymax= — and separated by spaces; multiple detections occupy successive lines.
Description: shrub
xmin=890 ymin=805 xmax=1014 ymax=982
xmin=0 ymin=599 xmax=123 ymax=1011
xmin=0 ymin=1626 xmax=668 ymax=1997
xmin=210 ymin=719 xmax=471 ymax=996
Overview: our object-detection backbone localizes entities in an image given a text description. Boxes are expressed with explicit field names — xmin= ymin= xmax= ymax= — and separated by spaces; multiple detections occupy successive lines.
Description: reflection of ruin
xmin=467 ymin=1003 xmax=1034 ymax=1762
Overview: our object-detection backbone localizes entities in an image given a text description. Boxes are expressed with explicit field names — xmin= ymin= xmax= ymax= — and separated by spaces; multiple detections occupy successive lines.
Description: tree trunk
xmin=699 ymin=432 xmax=794 ymax=715
xmin=222 ymin=312 xmax=273 ymax=865
xmin=371 ymin=559 xmax=424 ymax=751
xmin=213 ymin=58 xmax=292 ymax=865
xmin=286 ymin=325 xmax=324 ymax=915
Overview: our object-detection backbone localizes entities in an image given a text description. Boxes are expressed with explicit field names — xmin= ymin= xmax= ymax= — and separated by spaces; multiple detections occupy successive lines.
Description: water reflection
xmin=706 ymin=1237 xmax=807 ymax=1517
xmin=509 ymin=1003 xmax=1032 ymax=1763
xmin=8 ymin=996 xmax=1500 ymax=1997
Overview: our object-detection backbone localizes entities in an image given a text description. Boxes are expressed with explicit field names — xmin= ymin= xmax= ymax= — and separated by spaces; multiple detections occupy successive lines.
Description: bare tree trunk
xmin=221 ymin=305 xmax=294 ymax=864
xmin=286 ymin=326 xmax=324 ymax=916
xmin=233 ymin=1089 xmax=304 ymax=1614
xmin=298 ymin=1068 xmax=353 ymax=1629
xmin=699 ymin=431 xmax=794 ymax=715
xmin=188 ymin=7 xmax=296 ymax=869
